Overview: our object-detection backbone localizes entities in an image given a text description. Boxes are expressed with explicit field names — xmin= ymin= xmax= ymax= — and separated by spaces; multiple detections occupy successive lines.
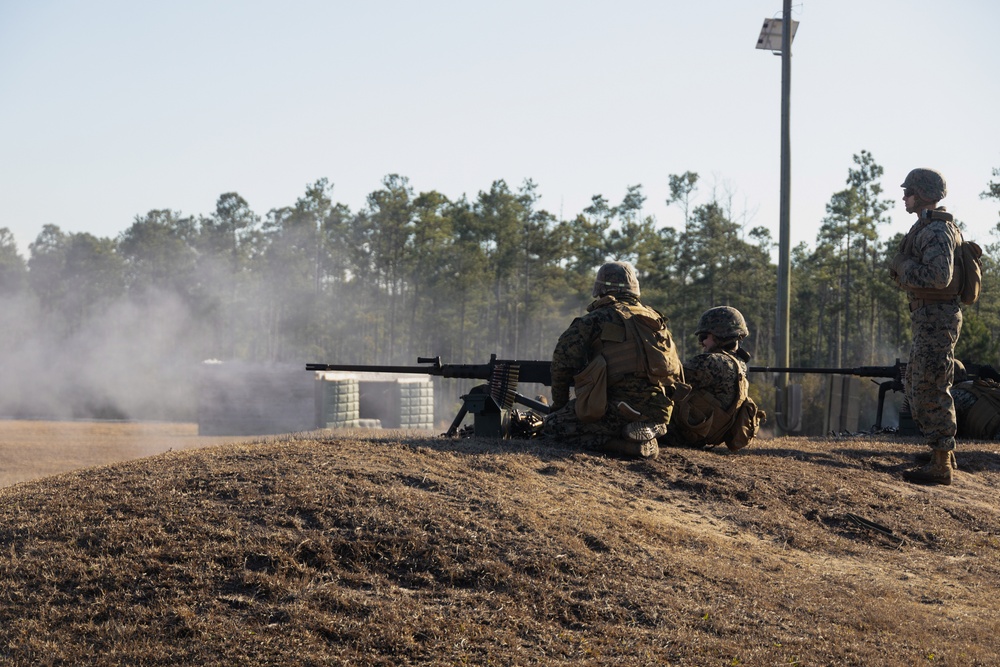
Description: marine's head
xmin=695 ymin=306 xmax=748 ymax=350
xmin=901 ymin=168 xmax=947 ymax=205
xmin=592 ymin=261 xmax=640 ymax=298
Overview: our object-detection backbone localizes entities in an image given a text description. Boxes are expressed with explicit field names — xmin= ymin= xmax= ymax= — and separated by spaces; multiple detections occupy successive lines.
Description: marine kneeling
xmin=540 ymin=261 xmax=683 ymax=459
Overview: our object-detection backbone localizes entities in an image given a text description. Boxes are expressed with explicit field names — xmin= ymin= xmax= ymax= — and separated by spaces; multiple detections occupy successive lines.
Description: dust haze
xmin=0 ymin=287 xmax=443 ymax=435
xmin=0 ymin=289 xmax=204 ymax=421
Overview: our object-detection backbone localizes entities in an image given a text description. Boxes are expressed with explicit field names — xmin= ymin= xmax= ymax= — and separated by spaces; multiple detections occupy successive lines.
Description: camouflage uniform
xmin=542 ymin=262 xmax=682 ymax=456
xmin=682 ymin=350 xmax=747 ymax=414
xmin=890 ymin=168 xmax=962 ymax=484
xmin=543 ymin=293 xmax=678 ymax=450
xmin=664 ymin=306 xmax=757 ymax=449
xmin=904 ymin=302 xmax=962 ymax=444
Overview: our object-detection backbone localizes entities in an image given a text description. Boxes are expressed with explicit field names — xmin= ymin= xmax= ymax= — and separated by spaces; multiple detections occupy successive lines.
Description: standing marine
xmin=889 ymin=167 xmax=962 ymax=485
xmin=541 ymin=261 xmax=684 ymax=458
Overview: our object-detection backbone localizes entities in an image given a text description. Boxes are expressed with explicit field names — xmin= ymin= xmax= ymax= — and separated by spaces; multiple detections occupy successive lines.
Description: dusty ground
xmin=1 ymin=423 xmax=999 ymax=665
xmin=0 ymin=420 xmax=244 ymax=487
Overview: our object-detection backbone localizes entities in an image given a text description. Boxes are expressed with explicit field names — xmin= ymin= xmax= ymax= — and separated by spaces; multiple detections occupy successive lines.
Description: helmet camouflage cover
xmin=695 ymin=306 xmax=749 ymax=341
xmin=592 ymin=261 xmax=640 ymax=298
xmin=900 ymin=168 xmax=947 ymax=202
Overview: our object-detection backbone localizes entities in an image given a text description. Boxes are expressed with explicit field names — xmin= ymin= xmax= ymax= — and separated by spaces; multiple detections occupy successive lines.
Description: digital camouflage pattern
xmin=663 ymin=348 xmax=749 ymax=448
xmin=543 ymin=293 xmax=679 ymax=452
xmin=694 ymin=306 xmax=749 ymax=341
xmin=542 ymin=400 xmax=634 ymax=451
xmin=892 ymin=205 xmax=963 ymax=451
xmin=683 ymin=350 xmax=747 ymax=413
xmin=905 ymin=302 xmax=962 ymax=448
xmin=890 ymin=210 xmax=961 ymax=302
xmin=900 ymin=168 xmax=947 ymax=202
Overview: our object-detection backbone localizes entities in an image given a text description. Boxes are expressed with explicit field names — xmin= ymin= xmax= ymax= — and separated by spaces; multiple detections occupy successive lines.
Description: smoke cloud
xmin=0 ymin=290 xmax=204 ymax=421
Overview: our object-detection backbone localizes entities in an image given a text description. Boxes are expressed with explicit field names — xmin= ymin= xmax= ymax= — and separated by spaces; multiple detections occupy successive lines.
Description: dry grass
xmin=0 ymin=420 xmax=237 ymax=487
xmin=1 ymin=423 xmax=1000 ymax=665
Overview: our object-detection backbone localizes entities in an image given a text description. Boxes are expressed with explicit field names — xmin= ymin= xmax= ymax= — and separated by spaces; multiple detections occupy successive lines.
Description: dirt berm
xmin=1 ymin=431 xmax=998 ymax=665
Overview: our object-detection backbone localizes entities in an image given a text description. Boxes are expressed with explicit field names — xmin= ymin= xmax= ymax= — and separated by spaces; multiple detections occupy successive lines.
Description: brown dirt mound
xmin=1 ymin=430 xmax=999 ymax=665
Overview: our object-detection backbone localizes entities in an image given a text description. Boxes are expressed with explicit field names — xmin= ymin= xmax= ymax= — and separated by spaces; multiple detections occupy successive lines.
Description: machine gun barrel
xmin=306 ymin=354 xmax=552 ymax=386
xmin=749 ymin=362 xmax=906 ymax=431
xmin=305 ymin=357 xmax=487 ymax=378
xmin=748 ymin=365 xmax=903 ymax=378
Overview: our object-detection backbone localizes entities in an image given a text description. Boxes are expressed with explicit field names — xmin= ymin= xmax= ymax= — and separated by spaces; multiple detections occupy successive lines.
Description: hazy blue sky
xmin=2 ymin=0 xmax=998 ymax=260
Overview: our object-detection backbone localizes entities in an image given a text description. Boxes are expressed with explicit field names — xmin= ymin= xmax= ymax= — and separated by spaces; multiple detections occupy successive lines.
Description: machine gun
xmin=748 ymin=360 xmax=906 ymax=430
xmin=306 ymin=354 xmax=553 ymax=438
xmin=749 ymin=359 xmax=1000 ymax=434
xmin=748 ymin=359 xmax=1000 ymax=431
xmin=964 ymin=362 xmax=1000 ymax=383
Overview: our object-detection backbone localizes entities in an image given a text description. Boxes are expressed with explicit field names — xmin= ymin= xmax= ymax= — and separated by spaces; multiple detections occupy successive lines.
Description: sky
xmin=1 ymin=0 xmax=998 ymax=262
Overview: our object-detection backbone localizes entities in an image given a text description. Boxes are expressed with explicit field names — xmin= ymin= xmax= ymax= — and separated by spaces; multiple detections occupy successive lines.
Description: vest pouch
xmin=574 ymin=354 xmax=608 ymax=423
xmin=672 ymin=388 xmax=717 ymax=440
xmin=599 ymin=321 xmax=627 ymax=343
xmin=630 ymin=311 xmax=683 ymax=382
xmin=725 ymin=398 xmax=765 ymax=451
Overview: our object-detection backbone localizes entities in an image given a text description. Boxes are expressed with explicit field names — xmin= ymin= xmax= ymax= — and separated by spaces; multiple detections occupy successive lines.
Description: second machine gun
xmin=306 ymin=355 xmax=554 ymax=438
xmin=748 ymin=360 xmax=1000 ymax=431
xmin=748 ymin=360 xmax=907 ymax=430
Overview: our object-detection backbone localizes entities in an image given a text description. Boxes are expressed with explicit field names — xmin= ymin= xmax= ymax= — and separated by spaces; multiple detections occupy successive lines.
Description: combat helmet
xmin=901 ymin=168 xmax=947 ymax=202
xmin=695 ymin=306 xmax=749 ymax=341
xmin=592 ymin=261 xmax=640 ymax=298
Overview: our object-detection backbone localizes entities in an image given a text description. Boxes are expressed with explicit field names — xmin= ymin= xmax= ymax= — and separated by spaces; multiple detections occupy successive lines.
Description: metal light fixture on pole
xmin=756 ymin=1 xmax=799 ymax=435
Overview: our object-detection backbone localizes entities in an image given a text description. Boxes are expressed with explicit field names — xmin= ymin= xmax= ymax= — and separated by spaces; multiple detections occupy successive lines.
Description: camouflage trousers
xmin=540 ymin=380 xmax=674 ymax=451
xmin=540 ymin=399 xmax=631 ymax=450
xmin=906 ymin=302 xmax=962 ymax=448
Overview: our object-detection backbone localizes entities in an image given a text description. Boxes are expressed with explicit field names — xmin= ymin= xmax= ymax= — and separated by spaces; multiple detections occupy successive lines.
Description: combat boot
xmin=623 ymin=420 xmax=670 ymax=442
xmin=903 ymin=449 xmax=953 ymax=486
xmin=602 ymin=437 xmax=659 ymax=459
xmin=914 ymin=449 xmax=958 ymax=470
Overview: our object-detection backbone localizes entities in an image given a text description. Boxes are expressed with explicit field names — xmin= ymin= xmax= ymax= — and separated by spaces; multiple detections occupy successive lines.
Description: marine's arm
xmin=550 ymin=318 xmax=592 ymax=411
xmin=891 ymin=221 xmax=957 ymax=291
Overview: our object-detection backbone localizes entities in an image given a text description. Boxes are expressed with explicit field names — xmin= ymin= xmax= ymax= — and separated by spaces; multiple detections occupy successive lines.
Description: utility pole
xmin=757 ymin=0 xmax=798 ymax=435
xmin=777 ymin=0 xmax=792 ymax=435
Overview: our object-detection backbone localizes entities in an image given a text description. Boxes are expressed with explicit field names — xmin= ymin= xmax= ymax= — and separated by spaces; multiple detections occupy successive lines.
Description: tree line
xmin=1 ymin=152 xmax=997 ymax=432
